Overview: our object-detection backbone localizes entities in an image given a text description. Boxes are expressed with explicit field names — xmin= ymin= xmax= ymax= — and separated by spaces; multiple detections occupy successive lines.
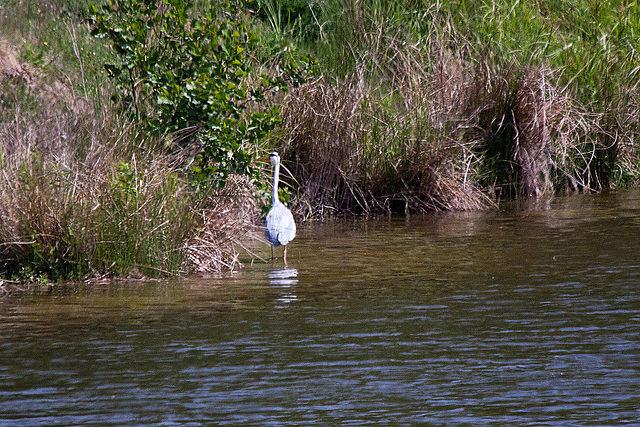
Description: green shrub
xmin=89 ymin=0 xmax=286 ymax=185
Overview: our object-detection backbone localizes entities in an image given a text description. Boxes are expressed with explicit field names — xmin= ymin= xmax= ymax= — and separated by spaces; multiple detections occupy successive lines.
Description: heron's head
xmin=269 ymin=151 xmax=280 ymax=165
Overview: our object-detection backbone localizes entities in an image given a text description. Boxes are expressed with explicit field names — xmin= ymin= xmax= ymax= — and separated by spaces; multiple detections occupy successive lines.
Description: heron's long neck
xmin=272 ymin=161 xmax=280 ymax=206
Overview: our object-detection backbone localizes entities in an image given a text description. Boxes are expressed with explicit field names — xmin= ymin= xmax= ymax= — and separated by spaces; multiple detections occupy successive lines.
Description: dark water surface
xmin=1 ymin=192 xmax=640 ymax=425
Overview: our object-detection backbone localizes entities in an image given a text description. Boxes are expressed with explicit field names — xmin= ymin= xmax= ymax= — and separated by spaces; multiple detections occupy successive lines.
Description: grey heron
xmin=265 ymin=151 xmax=296 ymax=263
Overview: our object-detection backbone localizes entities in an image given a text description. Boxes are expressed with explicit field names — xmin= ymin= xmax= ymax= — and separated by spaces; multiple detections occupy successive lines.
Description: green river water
xmin=1 ymin=191 xmax=639 ymax=425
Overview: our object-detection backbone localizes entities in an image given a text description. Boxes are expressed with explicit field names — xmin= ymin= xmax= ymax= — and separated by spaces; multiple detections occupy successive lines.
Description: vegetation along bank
xmin=1 ymin=0 xmax=639 ymax=282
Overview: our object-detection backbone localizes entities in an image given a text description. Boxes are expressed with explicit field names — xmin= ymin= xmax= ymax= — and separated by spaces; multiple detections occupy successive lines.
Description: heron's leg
xmin=271 ymin=245 xmax=274 ymax=261
xmin=283 ymin=245 xmax=287 ymax=265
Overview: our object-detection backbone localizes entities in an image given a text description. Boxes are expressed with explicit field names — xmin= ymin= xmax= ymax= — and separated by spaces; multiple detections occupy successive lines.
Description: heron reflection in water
xmin=265 ymin=151 xmax=296 ymax=264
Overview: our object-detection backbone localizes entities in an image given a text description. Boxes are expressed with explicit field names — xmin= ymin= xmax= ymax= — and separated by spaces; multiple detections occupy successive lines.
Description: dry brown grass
xmin=585 ymin=75 xmax=640 ymax=190
xmin=278 ymin=37 xmax=494 ymax=215
xmin=184 ymin=174 xmax=260 ymax=273
xmin=469 ymin=64 xmax=576 ymax=198
xmin=279 ymin=74 xmax=365 ymax=216
xmin=277 ymin=24 xmax=616 ymax=216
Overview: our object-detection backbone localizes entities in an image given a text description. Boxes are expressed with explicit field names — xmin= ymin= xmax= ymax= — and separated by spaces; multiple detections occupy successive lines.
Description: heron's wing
xmin=276 ymin=217 xmax=296 ymax=245
xmin=265 ymin=204 xmax=296 ymax=246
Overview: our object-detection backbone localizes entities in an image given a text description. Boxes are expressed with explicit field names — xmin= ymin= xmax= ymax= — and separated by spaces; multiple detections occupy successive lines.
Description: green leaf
xmin=157 ymin=95 xmax=172 ymax=105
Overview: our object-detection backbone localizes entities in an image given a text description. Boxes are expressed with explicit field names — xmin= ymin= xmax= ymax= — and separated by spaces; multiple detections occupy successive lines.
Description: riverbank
xmin=1 ymin=0 xmax=639 ymax=282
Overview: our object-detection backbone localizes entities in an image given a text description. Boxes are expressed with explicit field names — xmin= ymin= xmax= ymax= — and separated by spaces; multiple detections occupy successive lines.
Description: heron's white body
xmin=265 ymin=152 xmax=296 ymax=262
xmin=265 ymin=201 xmax=296 ymax=247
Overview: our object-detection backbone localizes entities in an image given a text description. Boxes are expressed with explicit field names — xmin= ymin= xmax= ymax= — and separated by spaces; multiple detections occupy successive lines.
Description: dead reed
xmin=469 ymin=64 xmax=576 ymax=198
xmin=278 ymin=34 xmax=490 ymax=215
xmin=184 ymin=174 xmax=259 ymax=273
xmin=279 ymin=74 xmax=364 ymax=216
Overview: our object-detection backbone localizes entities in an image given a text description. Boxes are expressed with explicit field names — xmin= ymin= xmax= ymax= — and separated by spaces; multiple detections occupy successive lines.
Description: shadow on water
xmin=1 ymin=191 xmax=640 ymax=424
